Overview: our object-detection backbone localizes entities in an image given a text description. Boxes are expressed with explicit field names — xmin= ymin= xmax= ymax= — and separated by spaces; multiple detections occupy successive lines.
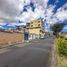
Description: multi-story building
xmin=26 ymin=19 xmax=45 ymax=40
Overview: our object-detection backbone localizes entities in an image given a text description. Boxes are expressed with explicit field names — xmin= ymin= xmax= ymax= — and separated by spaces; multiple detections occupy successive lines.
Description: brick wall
xmin=0 ymin=32 xmax=24 ymax=45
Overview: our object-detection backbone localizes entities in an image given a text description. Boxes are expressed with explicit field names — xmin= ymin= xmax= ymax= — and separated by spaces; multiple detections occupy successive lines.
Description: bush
xmin=56 ymin=38 xmax=67 ymax=56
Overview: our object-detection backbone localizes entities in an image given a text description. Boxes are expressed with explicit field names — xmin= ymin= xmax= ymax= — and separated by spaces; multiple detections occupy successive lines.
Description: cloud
xmin=32 ymin=0 xmax=48 ymax=8
xmin=19 ymin=0 xmax=49 ymax=22
xmin=0 ymin=0 xmax=55 ymax=23
xmin=0 ymin=0 xmax=67 ymax=27
xmin=0 ymin=0 xmax=24 ymax=18
xmin=55 ymin=3 xmax=67 ymax=21
xmin=19 ymin=0 xmax=67 ymax=26
xmin=44 ymin=3 xmax=67 ymax=25
xmin=56 ymin=10 xmax=67 ymax=21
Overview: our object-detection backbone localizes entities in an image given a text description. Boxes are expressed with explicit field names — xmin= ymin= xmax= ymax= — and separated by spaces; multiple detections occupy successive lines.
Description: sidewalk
xmin=0 ymin=41 xmax=30 ymax=49
xmin=0 ymin=43 xmax=20 ymax=49
xmin=0 ymin=41 xmax=29 ymax=54
xmin=0 ymin=48 xmax=10 ymax=54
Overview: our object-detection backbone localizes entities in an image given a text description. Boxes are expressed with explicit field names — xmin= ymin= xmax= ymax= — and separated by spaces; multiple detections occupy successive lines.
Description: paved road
xmin=0 ymin=38 xmax=54 ymax=67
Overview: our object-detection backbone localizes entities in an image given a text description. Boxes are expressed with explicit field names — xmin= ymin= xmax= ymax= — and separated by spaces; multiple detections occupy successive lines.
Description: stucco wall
xmin=28 ymin=28 xmax=40 ymax=35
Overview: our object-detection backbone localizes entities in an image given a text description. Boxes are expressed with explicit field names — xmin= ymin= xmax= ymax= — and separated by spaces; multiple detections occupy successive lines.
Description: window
xmin=38 ymin=24 xmax=40 ymax=27
xmin=31 ymin=22 xmax=33 ymax=24
xmin=27 ymin=23 xmax=30 ymax=27
xmin=40 ymin=30 xmax=42 ymax=32
xmin=31 ymin=25 xmax=33 ymax=27
xmin=38 ymin=21 xmax=40 ymax=23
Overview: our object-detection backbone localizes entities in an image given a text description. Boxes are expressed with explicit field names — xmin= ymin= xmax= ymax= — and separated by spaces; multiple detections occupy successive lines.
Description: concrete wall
xmin=0 ymin=32 xmax=24 ymax=45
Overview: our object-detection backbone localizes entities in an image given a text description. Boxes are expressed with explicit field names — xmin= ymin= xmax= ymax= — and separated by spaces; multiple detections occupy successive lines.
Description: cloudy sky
xmin=0 ymin=0 xmax=67 ymax=25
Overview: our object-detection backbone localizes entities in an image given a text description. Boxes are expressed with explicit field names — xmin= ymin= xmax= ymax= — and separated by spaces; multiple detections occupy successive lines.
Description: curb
xmin=0 ymin=40 xmax=30 ymax=49
xmin=0 ymin=42 xmax=23 ymax=49
xmin=50 ymin=44 xmax=56 ymax=67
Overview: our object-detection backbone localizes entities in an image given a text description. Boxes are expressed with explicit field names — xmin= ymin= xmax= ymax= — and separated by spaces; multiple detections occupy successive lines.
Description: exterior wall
xmin=28 ymin=28 xmax=45 ymax=39
xmin=39 ymin=32 xmax=45 ymax=38
xmin=29 ymin=34 xmax=39 ymax=40
xmin=0 ymin=32 xmax=24 ymax=45
xmin=26 ymin=19 xmax=45 ymax=39
xmin=30 ymin=20 xmax=42 ymax=28
xmin=28 ymin=28 xmax=40 ymax=40
xmin=26 ymin=19 xmax=44 ymax=29
xmin=28 ymin=28 xmax=40 ymax=35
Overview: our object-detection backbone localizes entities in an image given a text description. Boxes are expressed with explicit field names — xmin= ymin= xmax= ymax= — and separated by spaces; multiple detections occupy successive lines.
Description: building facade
xmin=26 ymin=19 xmax=45 ymax=40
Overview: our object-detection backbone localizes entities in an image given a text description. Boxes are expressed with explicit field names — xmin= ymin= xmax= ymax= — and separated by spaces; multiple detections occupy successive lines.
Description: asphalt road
xmin=0 ymin=38 xmax=54 ymax=67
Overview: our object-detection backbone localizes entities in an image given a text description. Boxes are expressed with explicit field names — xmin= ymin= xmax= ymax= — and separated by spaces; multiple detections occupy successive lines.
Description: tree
xmin=50 ymin=23 xmax=65 ymax=37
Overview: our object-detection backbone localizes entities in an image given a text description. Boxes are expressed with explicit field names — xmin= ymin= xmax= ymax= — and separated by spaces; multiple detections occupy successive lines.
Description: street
xmin=0 ymin=38 xmax=54 ymax=67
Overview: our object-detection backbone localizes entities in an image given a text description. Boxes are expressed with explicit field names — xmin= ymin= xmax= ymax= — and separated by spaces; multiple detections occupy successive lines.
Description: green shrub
xmin=56 ymin=38 xmax=67 ymax=56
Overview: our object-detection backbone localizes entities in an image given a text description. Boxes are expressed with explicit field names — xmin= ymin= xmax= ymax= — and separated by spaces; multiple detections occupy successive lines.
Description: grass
xmin=56 ymin=52 xmax=67 ymax=67
xmin=55 ymin=38 xmax=67 ymax=67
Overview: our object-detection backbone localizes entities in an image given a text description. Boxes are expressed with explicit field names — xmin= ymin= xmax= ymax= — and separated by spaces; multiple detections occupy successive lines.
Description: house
xmin=26 ymin=19 xmax=45 ymax=40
